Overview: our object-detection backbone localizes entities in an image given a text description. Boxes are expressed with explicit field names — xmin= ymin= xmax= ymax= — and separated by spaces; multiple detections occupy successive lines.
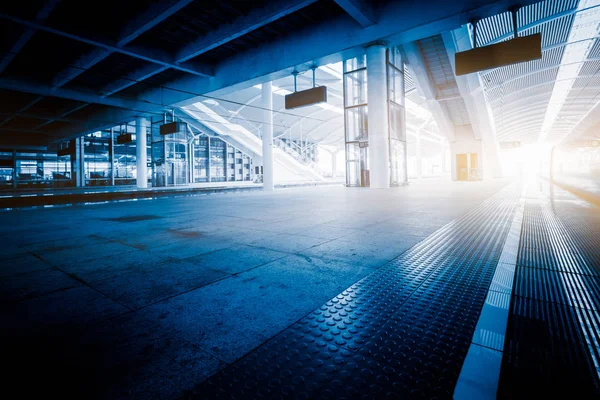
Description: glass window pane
xmin=114 ymin=132 xmax=136 ymax=185
xmin=390 ymin=139 xmax=406 ymax=186
xmin=210 ymin=138 xmax=226 ymax=181
xmin=388 ymin=47 xmax=402 ymax=68
xmin=388 ymin=66 xmax=404 ymax=104
xmin=389 ymin=102 xmax=406 ymax=141
xmin=344 ymin=69 xmax=367 ymax=107
xmin=84 ymin=132 xmax=111 ymax=185
xmin=346 ymin=143 xmax=361 ymax=186
xmin=345 ymin=105 xmax=368 ymax=142
xmin=344 ymin=55 xmax=366 ymax=72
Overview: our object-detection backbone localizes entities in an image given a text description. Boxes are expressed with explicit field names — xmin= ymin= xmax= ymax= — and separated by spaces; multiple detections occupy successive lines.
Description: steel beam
xmin=443 ymin=27 xmax=503 ymax=177
xmin=42 ymin=0 xmax=543 ymax=142
xmin=175 ymin=0 xmax=318 ymax=63
xmin=0 ymin=78 xmax=156 ymax=112
xmin=333 ymin=0 xmax=375 ymax=28
xmin=52 ymin=0 xmax=196 ymax=88
xmin=403 ymin=41 xmax=456 ymax=142
xmin=0 ymin=12 xmax=214 ymax=79
xmin=101 ymin=65 xmax=170 ymax=97
xmin=0 ymin=0 xmax=60 ymax=74
xmin=486 ymin=4 xmax=599 ymax=45
xmin=117 ymin=0 xmax=195 ymax=47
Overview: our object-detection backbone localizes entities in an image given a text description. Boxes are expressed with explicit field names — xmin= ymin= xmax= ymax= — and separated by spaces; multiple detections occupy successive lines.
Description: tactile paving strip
xmin=183 ymin=187 xmax=520 ymax=399
xmin=499 ymin=195 xmax=600 ymax=399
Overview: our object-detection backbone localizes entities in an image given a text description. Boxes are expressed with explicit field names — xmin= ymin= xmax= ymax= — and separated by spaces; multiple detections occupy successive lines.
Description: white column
xmin=262 ymin=82 xmax=274 ymax=190
xmin=109 ymin=128 xmax=115 ymax=186
xmin=366 ymin=45 xmax=390 ymax=188
xmin=13 ymin=147 xmax=17 ymax=189
xmin=72 ymin=137 xmax=85 ymax=187
xmin=332 ymin=150 xmax=338 ymax=178
xmin=136 ymin=117 xmax=148 ymax=189
xmin=416 ymin=133 xmax=422 ymax=179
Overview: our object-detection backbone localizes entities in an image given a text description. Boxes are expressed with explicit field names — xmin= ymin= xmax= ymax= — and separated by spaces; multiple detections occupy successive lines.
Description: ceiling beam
xmin=333 ymin=0 xmax=375 ymax=28
xmin=117 ymin=0 xmax=195 ymax=47
xmin=0 ymin=77 xmax=159 ymax=114
xmin=33 ymin=103 xmax=89 ymax=130
xmin=486 ymin=4 xmax=600 ymax=46
xmin=0 ymin=96 xmax=44 ymax=128
xmin=402 ymin=41 xmax=456 ymax=142
xmin=482 ymin=34 xmax=600 ymax=76
xmin=52 ymin=0 xmax=197 ymax=88
xmin=445 ymin=27 xmax=505 ymax=177
xmin=101 ymin=65 xmax=170 ymax=97
xmin=485 ymin=57 xmax=600 ymax=91
xmin=48 ymin=0 xmax=544 ymax=140
xmin=0 ymin=1 xmax=61 ymax=129
xmin=0 ymin=12 xmax=214 ymax=80
xmin=0 ymin=0 xmax=61 ymax=74
xmin=175 ymin=0 xmax=319 ymax=63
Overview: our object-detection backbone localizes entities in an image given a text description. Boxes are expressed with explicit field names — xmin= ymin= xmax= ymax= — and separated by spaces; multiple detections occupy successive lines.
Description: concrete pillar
xmin=109 ymin=128 xmax=115 ymax=186
xmin=12 ymin=150 xmax=17 ymax=189
xmin=332 ymin=151 xmax=338 ymax=178
xmin=136 ymin=117 xmax=148 ymax=189
xmin=416 ymin=133 xmax=422 ymax=179
xmin=189 ymin=142 xmax=194 ymax=184
xmin=207 ymin=136 xmax=211 ymax=182
xmin=71 ymin=137 xmax=85 ymax=187
xmin=262 ymin=82 xmax=274 ymax=190
xmin=366 ymin=45 xmax=390 ymax=188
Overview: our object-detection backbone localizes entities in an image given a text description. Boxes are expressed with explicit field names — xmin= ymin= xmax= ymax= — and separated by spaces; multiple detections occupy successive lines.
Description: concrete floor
xmin=0 ymin=177 xmax=511 ymax=399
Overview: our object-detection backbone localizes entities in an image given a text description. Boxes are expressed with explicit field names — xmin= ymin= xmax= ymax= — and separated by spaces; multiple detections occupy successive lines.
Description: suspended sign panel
xmin=499 ymin=141 xmax=521 ymax=149
xmin=285 ymin=86 xmax=327 ymax=110
xmin=566 ymin=140 xmax=600 ymax=148
xmin=160 ymin=122 xmax=187 ymax=135
xmin=116 ymin=133 xmax=133 ymax=144
xmin=57 ymin=147 xmax=71 ymax=157
xmin=455 ymin=33 xmax=542 ymax=76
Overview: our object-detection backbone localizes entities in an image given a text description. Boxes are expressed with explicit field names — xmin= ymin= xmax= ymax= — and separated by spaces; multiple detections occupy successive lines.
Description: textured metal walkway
xmin=498 ymin=185 xmax=600 ymax=399
xmin=183 ymin=185 xmax=520 ymax=399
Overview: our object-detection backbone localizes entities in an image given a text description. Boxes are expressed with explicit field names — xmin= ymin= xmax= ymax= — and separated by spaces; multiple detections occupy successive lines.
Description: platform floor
xmin=1 ymin=177 xmax=598 ymax=398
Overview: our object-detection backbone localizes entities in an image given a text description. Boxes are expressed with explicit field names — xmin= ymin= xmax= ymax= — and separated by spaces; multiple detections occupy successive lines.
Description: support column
xmin=136 ymin=117 xmax=148 ymax=189
xmin=332 ymin=150 xmax=338 ymax=178
xmin=109 ymin=128 xmax=115 ymax=186
xmin=416 ymin=133 xmax=422 ymax=179
xmin=12 ymin=150 xmax=17 ymax=189
xmin=366 ymin=45 xmax=390 ymax=188
xmin=71 ymin=137 xmax=85 ymax=187
xmin=207 ymin=136 xmax=211 ymax=182
xmin=262 ymin=82 xmax=274 ymax=190
xmin=189 ymin=141 xmax=194 ymax=184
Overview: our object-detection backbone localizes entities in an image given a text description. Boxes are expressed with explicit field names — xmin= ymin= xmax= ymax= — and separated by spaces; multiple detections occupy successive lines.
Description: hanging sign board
xmin=160 ymin=121 xmax=187 ymax=135
xmin=116 ymin=133 xmax=133 ymax=144
xmin=285 ymin=86 xmax=327 ymax=110
xmin=499 ymin=141 xmax=521 ymax=149
xmin=57 ymin=147 xmax=71 ymax=156
xmin=455 ymin=33 xmax=542 ymax=76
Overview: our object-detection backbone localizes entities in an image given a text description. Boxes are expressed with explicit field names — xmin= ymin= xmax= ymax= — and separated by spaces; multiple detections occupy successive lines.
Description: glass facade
xmin=84 ymin=131 xmax=111 ymax=186
xmin=193 ymin=136 xmax=209 ymax=182
xmin=344 ymin=56 xmax=369 ymax=187
xmin=343 ymin=47 xmax=408 ymax=187
xmin=0 ymin=152 xmax=73 ymax=189
xmin=387 ymin=48 xmax=407 ymax=186
xmin=0 ymin=118 xmax=253 ymax=191
xmin=210 ymin=138 xmax=226 ymax=182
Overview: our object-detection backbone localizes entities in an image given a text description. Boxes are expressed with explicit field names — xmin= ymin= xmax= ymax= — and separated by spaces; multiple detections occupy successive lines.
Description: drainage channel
xmin=182 ymin=185 xmax=521 ymax=400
